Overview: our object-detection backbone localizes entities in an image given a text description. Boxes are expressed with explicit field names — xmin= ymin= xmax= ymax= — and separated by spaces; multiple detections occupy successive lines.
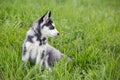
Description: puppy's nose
xmin=57 ymin=33 xmax=59 ymax=35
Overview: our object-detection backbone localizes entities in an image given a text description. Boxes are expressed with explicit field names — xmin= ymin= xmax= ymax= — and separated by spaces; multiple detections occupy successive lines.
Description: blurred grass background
xmin=0 ymin=0 xmax=120 ymax=80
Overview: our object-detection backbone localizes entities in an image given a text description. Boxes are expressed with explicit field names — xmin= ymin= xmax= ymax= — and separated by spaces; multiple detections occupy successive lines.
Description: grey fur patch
xmin=42 ymin=37 xmax=46 ymax=41
xmin=47 ymin=52 xmax=55 ymax=67
xmin=41 ymin=50 xmax=45 ymax=59
xmin=34 ymin=32 xmax=46 ymax=46
xmin=34 ymin=33 xmax=42 ymax=45
xmin=26 ymin=35 xmax=34 ymax=43
xmin=22 ymin=46 xmax=26 ymax=56
xmin=46 ymin=44 xmax=63 ymax=67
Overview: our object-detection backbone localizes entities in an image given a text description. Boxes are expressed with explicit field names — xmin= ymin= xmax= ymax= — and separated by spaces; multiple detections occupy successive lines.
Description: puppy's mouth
xmin=50 ymin=34 xmax=59 ymax=38
xmin=51 ymin=35 xmax=58 ymax=38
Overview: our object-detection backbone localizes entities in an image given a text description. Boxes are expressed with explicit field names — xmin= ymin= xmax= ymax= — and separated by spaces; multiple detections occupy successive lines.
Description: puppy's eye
xmin=45 ymin=19 xmax=53 ymax=26
xmin=49 ymin=26 xmax=54 ymax=30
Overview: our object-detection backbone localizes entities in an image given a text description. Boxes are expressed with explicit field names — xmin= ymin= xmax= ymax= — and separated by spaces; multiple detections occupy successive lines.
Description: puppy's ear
xmin=43 ymin=11 xmax=51 ymax=21
xmin=38 ymin=11 xmax=51 ymax=24
xmin=48 ymin=11 xmax=51 ymax=17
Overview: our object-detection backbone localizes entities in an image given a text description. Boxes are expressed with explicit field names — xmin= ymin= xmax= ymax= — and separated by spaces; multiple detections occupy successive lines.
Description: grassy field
xmin=0 ymin=0 xmax=120 ymax=80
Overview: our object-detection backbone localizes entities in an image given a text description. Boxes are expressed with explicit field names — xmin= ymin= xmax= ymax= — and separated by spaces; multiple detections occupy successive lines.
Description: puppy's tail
xmin=61 ymin=54 xmax=72 ymax=65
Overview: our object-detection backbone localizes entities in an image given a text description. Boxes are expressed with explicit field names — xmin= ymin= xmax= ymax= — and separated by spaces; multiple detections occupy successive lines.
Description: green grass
xmin=0 ymin=0 xmax=120 ymax=80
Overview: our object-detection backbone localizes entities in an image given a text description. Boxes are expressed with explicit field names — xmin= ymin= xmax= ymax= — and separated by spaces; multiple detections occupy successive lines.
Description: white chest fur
xmin=25 ymin=36 xmax=47 ymax=63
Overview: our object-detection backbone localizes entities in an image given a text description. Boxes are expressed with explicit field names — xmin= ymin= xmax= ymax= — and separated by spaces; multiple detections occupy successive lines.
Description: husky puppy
xmin=22 ymin=11 xmax=70 ymax=72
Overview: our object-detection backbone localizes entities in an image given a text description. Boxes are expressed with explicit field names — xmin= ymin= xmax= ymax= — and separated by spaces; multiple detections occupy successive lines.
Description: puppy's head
xmin=37 ymin=11 xmax=59 ymax=37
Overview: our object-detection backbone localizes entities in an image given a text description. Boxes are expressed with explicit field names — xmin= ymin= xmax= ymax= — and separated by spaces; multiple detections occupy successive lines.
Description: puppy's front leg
xmin=22 ymin=42 xmax=32 ymax=67
xmin=36 ymin=50 xmax=44 ymax=72
xmin=22 ymin=51 xmax=30 ymax=67
xmin=36 ymin=53 xmax=41 ymax=65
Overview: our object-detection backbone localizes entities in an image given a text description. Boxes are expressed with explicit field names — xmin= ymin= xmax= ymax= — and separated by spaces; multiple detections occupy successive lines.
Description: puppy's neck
xmin=32 ymin=27 xmax=48 ymax=45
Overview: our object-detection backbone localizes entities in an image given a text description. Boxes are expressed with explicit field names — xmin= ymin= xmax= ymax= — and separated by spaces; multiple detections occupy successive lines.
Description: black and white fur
xmin=22 ymin=11 xmax=71 ymax=72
